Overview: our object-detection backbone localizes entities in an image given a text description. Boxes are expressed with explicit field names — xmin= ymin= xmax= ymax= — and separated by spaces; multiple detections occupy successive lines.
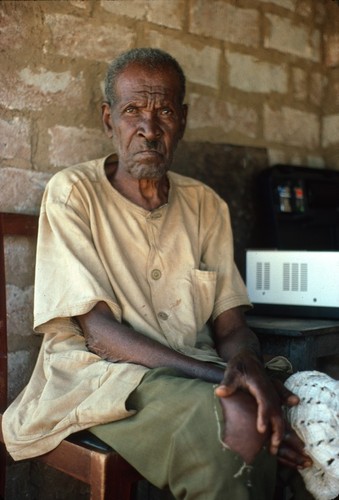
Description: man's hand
xmin=215 ymin=351 xmax=284 ymax=456
xmin=277 ymin=423 xmax=312 ymax=470
xmin=218 ymin=388 xmax=270 ymax=464
xmin=216 ymin=359 xmax=312 ymax=469
xmin=271 ymin=378 xmax=312 ymax=470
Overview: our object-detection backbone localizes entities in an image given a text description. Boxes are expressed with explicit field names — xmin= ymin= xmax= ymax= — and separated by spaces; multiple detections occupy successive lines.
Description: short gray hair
xmin=104 ymin=48 xmax=186 ymax=106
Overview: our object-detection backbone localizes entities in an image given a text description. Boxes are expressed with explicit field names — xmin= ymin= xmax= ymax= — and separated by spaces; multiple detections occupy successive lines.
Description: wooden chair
xmin=0 ymin=212 xmax=142 ymax=500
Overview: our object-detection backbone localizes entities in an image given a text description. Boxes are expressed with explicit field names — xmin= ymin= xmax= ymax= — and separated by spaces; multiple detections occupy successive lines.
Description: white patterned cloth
xmin=285 ymin=371 xmax=339 ymax=500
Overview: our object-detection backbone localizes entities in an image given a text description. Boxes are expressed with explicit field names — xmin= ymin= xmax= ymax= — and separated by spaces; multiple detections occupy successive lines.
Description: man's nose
xmin=137 ymin=113 xmax=161 ymax=140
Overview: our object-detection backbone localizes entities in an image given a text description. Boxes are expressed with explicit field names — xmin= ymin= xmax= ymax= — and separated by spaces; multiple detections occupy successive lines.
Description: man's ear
xmin=102 ymin=102 xmax=114 ymax=138
xmin=179 ymin=104 xmax=188 ymax=139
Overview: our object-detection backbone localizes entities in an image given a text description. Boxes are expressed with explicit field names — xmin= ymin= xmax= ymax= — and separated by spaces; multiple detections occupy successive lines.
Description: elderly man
xmin=3 ymin=48 xmax=311 ymax=499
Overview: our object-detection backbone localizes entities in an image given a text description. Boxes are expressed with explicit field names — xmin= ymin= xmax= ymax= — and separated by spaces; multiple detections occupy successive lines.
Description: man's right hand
xmin=217 ymin=383 xmax=312 ymax=469
xmin=218 ymin=390 xmax=270 ymax=464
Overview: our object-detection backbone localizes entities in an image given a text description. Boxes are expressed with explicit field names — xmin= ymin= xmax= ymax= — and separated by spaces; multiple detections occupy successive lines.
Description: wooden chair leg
xmin=101 ymin=454 xmax=141 ymax=500
xmin=0 ymin=444 xmax=7 ymax=499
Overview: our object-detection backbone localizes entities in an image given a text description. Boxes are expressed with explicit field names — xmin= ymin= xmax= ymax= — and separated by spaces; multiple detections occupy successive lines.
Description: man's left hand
xmin=277 ymin=423 xmax=312 ymax=469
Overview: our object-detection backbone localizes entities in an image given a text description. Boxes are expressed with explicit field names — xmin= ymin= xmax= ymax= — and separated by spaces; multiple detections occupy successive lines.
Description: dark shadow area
xmin=172 ymin=141 xmax=269 ymax=278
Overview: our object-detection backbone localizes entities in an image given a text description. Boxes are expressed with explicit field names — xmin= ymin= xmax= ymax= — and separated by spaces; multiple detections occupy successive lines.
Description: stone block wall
xmin=1 ymin=0 xmax=339 ymax=498
xmin=1 ymin=0 xmax=338 ymax=187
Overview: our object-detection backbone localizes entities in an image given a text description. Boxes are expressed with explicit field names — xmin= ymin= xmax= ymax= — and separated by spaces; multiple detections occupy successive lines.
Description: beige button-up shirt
xmin=3 ymin=155 xmax=251 ymax=460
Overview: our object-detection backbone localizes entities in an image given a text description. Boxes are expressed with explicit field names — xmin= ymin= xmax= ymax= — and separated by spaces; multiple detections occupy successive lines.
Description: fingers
xmin=255 ymin=399 xmax=284 ymax=455
xmin=277 ymin=429 xmax=313 ymax=469
xmin=217 ymin=378 xmax=287 ymax=459
xmin=285 ymin=394 xmax=299 ymax=407
xmin=254 ymin=396 xmax=269 ymax=434
xmin=219 ymin=390 xmax=270 ymax=465
xmin=215 ymin=369 xmax=239 ymax=398
xmin=277 ymin=444 xmax=312 ymax=469
xmin=269 ymin=415 xmax=285 ymax=455
xmin=247 ymin=381 xmax=285 ymax=453
xmin=283 ymin=428 xmax=310 ymax=458
xmin=214 ymin=384 xmax=235 ymax=398
xmin=218 ymin=359 xmax=288 ymax=458
xmin=247 ymin=379 xmax=280 ymax=431
xmin=272 ymin=379 xmax=300 ymax=407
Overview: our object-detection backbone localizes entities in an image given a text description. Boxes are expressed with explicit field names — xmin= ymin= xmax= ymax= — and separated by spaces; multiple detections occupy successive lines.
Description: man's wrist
xmin=235 ymin=345 xmax=264 ymax=365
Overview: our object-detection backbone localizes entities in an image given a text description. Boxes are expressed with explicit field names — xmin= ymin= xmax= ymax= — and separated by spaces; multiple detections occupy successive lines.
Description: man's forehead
xmin=118 ymin=82 xmax=175 ymax=99
xmin=115 ymin=63 xmax=180 ymax=98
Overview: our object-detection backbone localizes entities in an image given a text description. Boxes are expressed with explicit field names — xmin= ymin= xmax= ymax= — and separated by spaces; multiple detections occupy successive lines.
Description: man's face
xmin=102 ymin=62 xmax=187 ymax=179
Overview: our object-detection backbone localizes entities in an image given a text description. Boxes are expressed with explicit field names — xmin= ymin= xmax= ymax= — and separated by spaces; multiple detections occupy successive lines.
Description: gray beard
xmin=128 ymin=163 xmax=168 ymax=180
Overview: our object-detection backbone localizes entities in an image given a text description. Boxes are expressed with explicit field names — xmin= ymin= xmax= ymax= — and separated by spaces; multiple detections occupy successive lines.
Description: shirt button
xmin=151 ymin=269 xmax=162 ymax=280
xmin=151 ymin=212 xmax=162 ymax=219
xmin=158 ymin=311 xmax=168 ymax=321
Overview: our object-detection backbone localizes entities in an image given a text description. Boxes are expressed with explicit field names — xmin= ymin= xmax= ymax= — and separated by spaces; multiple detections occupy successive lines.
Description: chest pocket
xmin=191 ymin=269 xmax=217 ymax=332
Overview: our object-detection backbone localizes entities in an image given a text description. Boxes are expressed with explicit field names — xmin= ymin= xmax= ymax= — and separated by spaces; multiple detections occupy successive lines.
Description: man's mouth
xmin=135 ymin=150 xmax=162 ymax=158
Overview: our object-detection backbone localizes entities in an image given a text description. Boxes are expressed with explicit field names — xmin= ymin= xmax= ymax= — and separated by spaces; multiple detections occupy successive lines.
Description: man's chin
xmin=128 ymin=163 xmax=168 ymax=180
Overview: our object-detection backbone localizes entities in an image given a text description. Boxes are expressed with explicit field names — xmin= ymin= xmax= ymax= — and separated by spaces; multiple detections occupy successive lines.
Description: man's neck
xmin=105 ymin=160 xmax=169 ymax=211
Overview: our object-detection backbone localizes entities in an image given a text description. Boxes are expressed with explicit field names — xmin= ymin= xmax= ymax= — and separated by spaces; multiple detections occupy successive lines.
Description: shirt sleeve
xmin=34 ymin=174 xmax=122 ymax=332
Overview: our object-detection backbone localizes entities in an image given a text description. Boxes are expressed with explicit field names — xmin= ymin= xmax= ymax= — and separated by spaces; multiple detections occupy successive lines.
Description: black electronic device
xmin=257 ymin=164 xmax=339 ymax=251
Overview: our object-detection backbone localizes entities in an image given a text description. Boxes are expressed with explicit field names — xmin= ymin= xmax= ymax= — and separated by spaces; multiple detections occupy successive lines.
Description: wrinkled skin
xmin=219 ymin=388 xmax=311 ymax=467
xmin=213 ymin=312 xmax=312 ymax=467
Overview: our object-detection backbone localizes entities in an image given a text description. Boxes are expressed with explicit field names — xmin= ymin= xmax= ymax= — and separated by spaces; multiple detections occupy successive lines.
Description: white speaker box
xmin=246 ymin=250 xmax=339 ymax=318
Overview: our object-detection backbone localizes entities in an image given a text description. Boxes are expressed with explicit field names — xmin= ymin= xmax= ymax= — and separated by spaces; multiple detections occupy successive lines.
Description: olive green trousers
xmin=90 ymin=368 xmax=277 ymax=500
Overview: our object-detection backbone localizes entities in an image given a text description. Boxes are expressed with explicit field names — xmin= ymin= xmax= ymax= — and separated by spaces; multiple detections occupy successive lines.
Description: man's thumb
xmin=214 ymin=383 xmax=236 ymax=398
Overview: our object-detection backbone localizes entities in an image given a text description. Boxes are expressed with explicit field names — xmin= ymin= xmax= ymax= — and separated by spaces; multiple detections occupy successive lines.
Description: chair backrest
xmin=0 ymin=212 xmax=39 ymax=414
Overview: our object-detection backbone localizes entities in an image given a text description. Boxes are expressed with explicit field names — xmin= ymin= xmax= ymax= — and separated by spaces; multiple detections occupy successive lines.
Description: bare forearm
xmin=217 ymin=326 xmax=262 ymax=364
xmin=76 ymin=302 xmax=224 ymax=384
xmin=213 ymin=309 xmax=262 ymax=363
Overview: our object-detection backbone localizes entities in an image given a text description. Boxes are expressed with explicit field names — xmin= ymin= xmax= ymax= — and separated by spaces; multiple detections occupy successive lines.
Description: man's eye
xmin=125 ymin=106 xmax=137 ymax=114
xmin=160 ymin=108 xmax=172 ymax=116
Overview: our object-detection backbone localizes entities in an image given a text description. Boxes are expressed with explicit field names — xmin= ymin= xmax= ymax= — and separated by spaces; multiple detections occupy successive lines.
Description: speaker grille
xmin=283 ymin=262 xmax=308 ymax=292
xmin=255 ymin=262 xmax=270 ymax=290
xmin=255 ymin=261 xmax=308 ymax=292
